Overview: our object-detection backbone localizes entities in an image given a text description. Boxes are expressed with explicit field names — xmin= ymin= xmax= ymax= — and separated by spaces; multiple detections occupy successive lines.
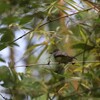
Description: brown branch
xmin=9 ymin=8 xmax=92 ymax=44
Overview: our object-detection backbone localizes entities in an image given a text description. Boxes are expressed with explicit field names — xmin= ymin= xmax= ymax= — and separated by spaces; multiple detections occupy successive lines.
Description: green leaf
xmin=0 ymin=27 xmax=10 ymax=34
xmin=1 ymin=33 xmax=14 ymax=43
xmin=72 ymin=43 xmax=93 ymax=50
xmin=0 ymin=43 xmax=7 ymax=51
xmin=18 ymin=76 xmax=47 ymax=97
xmin=79 ymin=27 xmax=87 ymax=42
xmin=0 ymin=65 xmax=20 ymax=88
xmin=47 ymin=1 xmax=58 ymax=15
xmin=81 ymin=83 xmax=90 ymax=90
xmin=0 ymin=29 xmax=14 ymax=43
xmin=36 ymin=94 xmax=47 ymax=100
xmin=75 ymin=14 xmax=83 ymax=20
xmin=0 ymin=66 xmax=11 ymax=81
xmin=2 ymin=16 xmax=19 ymax=25
xmin=0 ymin=57 xmax=5 ymax=62
xmin=64 ymin=0 xmax=80 ymax=11
xmin=56 ymin=5 xmax=69 ymax=15
xmin=33 ymin=11 xmax=46 ymax=19
xmin=31 ymin=3 xmax=41 ymax=8
xmin=19 ymin=15 xmax=34 ymax=25
xmin=56 ymin=4 xmax=71 ymax=11
xmin=35 ymin=45 xmax=48 ymax=63
xmin=24 ymin=43 xmax=43 ymax=56
xmin=94 ymin=18 xmax=100 ymax=23
xmin=0 ymin=1 xmax=10 ymax=14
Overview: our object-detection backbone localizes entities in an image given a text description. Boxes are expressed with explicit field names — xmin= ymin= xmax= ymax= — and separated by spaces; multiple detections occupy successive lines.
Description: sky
xmin=0 ymin=30 xmax=27 ymax=72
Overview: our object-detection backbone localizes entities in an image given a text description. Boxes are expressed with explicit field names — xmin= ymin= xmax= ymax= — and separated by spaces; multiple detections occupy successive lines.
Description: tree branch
xmin=0 ymin=94 xmax=8 ymax=100
xmin=9 ymin=8 xmax=92 ymax=44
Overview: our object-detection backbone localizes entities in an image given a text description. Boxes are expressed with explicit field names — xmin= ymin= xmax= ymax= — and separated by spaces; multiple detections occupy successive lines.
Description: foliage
xmin=0 ymin=0 xmax=100 ymax=100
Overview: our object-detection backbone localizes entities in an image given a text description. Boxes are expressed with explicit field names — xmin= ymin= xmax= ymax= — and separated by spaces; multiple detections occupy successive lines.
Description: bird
xmin=52 ymin=49 xmax=76 ymax=64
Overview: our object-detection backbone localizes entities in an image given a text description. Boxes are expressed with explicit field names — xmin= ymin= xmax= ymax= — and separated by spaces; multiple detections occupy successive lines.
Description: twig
xmin=47 ymin=93 xmax=52 ymax=100
xmin=0 ymin=94 xmax=8 ymax=100
xmin=14 ymin=60 xmax=99 ymax=68
xmin=52 ymin=94 xmax=56 ymax=100
xmin=14 ymin=62 xmax=59 ymax=68
xmin=9 ymin=8 xmax=92 ymax=44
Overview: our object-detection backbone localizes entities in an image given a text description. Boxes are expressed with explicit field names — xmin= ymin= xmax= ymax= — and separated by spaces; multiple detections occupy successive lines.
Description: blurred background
xmin=0 ymin=0 xmax=100 ymax=100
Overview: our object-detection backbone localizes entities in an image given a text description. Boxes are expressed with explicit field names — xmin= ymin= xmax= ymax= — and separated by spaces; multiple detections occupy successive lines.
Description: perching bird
xmin=52 ymin=49 xmax=75 ymax=64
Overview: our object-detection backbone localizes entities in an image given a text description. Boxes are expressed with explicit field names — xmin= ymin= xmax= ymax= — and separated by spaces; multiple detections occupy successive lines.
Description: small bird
xmin=52 ymin=49 xmax=75 ymax=64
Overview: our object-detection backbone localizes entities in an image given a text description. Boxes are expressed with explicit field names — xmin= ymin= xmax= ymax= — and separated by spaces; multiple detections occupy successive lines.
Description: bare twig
xmin=47 ymin=93 xmax=53 ymax=100
xmin=0 ymin=94 xmax=8 ymax=100
xmin=14 ymin=61 xmax=99 ymax=68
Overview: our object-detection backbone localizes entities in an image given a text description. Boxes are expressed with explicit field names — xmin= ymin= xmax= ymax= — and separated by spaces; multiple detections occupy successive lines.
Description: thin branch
xmin=47 ymin=94 xmax=52 ymax=100
xmin=37 ymin=8 xmax=92 ymax=27
xmin=0 ymin=94 xmax=8 ymax=100
xmin=9 ymin=8 xmax=92 ymax=44
xmin=52 ymin=94 xmax=56 ymax=100
xmin=14 ymin=62 xmax=58 ymax=68
xmin=14 ymin=61 xmax=100 ymax=68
